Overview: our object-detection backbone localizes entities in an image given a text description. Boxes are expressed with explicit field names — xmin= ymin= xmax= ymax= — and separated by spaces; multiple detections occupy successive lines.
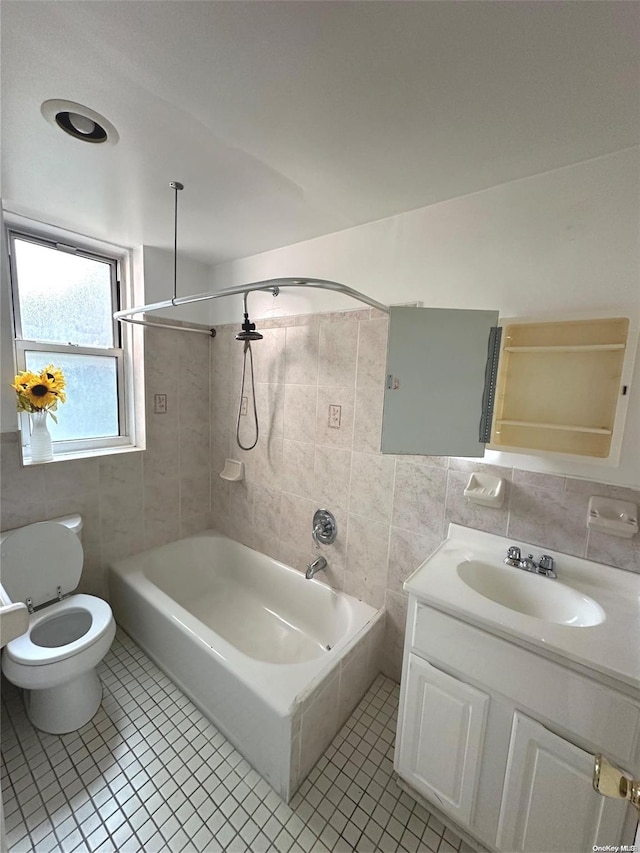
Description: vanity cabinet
xmin=395 ymin=600 xmax=638 ymax=852
xmin=382 ymin=309 xmax=635 ymax=461
xmin=396 ymin=655 xmax=489 ymax=825
xmin=497 ymin=712 xmax=628 ymax=852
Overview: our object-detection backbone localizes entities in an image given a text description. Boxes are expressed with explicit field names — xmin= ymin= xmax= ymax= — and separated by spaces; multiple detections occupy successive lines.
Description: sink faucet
xmin=519 ymin=554 xmax=538 ymax=571
xmin=305 ymin=556 xmax=327 ymax=580
xmin=504 ymin=547 xmax=556 ymax=578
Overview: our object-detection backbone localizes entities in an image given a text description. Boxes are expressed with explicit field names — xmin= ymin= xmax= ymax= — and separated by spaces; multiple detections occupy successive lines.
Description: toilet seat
xmin=4 ymin=595 xmax=113 ymax=667
xmin=1 ymin=516 xmax=115 ymax=733
xmin=0 ymin=522 xmax=84 ymax=608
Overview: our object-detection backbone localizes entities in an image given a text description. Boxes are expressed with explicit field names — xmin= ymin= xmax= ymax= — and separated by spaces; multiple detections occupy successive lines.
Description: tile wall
xmin=1 ymin=308 xmax=638 ymax=683
xmin=209 ymin=308 xmax=640 ymax=681
xmin=290 ymin=612 xmax=385 ymax=799
xmin=0 ymin=323 xmax=213 ymax=598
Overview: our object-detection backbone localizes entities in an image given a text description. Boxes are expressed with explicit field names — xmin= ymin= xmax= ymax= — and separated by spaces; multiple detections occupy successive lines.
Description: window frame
xmin=7 ymin=222 xmax=142 ymax=462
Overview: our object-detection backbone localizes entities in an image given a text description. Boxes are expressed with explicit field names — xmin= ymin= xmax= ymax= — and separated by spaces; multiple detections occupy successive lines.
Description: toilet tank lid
xmin=0 ymin=514 xmax=82 ymax=544
xmin=0 ymin=522 xmax=84 ymax=608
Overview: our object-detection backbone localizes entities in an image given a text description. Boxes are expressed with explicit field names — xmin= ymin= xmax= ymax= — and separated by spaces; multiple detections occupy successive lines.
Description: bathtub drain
xmin=326 ymin=644 xmax=332 ymax=651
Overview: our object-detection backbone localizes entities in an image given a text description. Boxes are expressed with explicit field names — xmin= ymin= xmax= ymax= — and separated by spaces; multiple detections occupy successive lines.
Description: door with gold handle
xmin=593 ymin=755 xmax=640 ymax=812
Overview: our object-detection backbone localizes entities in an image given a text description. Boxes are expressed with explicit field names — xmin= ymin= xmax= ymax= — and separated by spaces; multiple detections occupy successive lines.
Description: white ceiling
xmin=2 ymin=1 xmax=639 ymax=266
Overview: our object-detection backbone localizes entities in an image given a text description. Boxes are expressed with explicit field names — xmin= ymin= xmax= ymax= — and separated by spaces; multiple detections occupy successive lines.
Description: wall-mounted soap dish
xmin=587 ymin=496 xmax=638 ymax=538
xmin=463 ymin=473 xmax=505 ymax=508
xmin=219 ymin=459 xmax=244 ymax=482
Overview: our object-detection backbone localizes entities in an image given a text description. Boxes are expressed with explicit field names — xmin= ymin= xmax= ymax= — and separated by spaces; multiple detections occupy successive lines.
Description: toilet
xmin=1 ymin=515 xmax=115 ymax=734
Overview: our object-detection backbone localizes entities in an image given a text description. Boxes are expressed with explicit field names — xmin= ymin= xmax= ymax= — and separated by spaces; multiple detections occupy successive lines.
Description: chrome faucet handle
xmin=538 ymin=554 xmax=556 ymax=577
xmin=312 ymin=509 xmax=337 ymax=546
xmin=504 ymin=545 xmax=521 ymax=566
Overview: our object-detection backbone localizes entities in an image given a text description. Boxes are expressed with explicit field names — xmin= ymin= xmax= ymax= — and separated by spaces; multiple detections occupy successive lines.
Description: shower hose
xmin=236 ymin=340 xmax=259 ymax=451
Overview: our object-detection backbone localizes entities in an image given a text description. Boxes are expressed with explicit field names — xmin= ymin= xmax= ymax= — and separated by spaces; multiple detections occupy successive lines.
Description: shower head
xmin=235 ymin=329 xmax=263 ymax=341
xmin=236 ymin=311 xmax=263 ymax=341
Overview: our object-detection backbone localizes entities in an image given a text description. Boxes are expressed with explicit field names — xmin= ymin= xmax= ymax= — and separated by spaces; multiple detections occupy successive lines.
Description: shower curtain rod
xmin=113 ymin=277 xmax=390 ymax=336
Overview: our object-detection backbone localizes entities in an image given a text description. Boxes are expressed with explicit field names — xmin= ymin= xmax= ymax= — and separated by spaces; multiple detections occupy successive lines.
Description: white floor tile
xmin=1 ymin=628 xmax=464 ymax=853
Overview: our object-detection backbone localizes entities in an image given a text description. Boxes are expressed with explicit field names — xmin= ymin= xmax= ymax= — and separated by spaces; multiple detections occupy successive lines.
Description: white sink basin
xmin=456 ymin=560 xmax=605 ymax=626
xmin=403 ymin=524 xmax=640 ymax=689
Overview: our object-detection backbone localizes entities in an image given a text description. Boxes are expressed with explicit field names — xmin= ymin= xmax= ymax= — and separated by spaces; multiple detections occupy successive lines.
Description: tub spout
xmin=305 ymin=556 xmax=327 ymax=580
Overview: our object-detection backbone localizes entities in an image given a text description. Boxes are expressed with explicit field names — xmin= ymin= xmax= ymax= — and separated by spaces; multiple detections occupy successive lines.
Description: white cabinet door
xmin=396 ymin=654 xmax=489 ymax=826
xmin=497 ymin=712 xmax=629 ymax=853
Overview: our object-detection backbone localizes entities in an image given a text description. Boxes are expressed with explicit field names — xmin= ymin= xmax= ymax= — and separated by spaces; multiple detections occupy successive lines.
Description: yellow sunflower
xmin=24 ymin=376 xmax=59 ymax=410
xmin=11 ymin=366 xmax=67 ymax=414
xmin=11 ymin=370 xmax=40 ymax=396
xmin=41 ymin=365 xmax=66 ymax=392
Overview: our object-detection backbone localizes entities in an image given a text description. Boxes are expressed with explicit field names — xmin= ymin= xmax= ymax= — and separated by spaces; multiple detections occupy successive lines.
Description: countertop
xmin=404 ymin=523 xmax=640 ymax=691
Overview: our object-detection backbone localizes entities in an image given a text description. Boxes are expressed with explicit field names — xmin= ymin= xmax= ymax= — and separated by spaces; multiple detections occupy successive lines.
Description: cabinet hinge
xmin=479 ymin=326 xmax=502 ymax=443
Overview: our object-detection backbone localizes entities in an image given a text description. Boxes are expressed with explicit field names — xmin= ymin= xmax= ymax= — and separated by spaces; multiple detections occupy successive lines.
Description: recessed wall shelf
xmin=489 ymin=317 xmax=633 ymax=460
xmin=379 ymin=309 xmax=636 ymax=460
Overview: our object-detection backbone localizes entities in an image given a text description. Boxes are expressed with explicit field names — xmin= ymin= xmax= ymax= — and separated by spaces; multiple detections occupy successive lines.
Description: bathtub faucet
xmin=305 ymin=556 xmax=327 ymax=580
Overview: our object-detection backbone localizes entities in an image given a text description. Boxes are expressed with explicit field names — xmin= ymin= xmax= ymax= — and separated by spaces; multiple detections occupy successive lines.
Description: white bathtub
xmin=108 ymin=531 xmax=384 ymax=800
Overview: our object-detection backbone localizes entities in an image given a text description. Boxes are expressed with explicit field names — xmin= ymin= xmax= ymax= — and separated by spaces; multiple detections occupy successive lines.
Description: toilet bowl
xmin=1 ymin=516 xmax=116 ymax=734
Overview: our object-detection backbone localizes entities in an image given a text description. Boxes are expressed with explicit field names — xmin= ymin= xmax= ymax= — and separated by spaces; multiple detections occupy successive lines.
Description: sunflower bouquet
xmin=11 ymin=365 xmax=66 ymax=422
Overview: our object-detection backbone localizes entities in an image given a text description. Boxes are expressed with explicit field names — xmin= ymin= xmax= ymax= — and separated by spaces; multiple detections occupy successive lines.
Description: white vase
xmin=30 ymin=411 xmax=53 ymax=463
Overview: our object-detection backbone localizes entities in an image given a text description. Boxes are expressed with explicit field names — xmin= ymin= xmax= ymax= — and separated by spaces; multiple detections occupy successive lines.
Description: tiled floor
xmin=2 ymin=629 xmax=468 ymax=853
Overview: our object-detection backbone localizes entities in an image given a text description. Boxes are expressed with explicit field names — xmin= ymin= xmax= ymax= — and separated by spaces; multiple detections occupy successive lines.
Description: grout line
xmin=505 ymin=465 xmax=516 ymax=539
xmin=442 ymin=467 xmax=452 ymax=541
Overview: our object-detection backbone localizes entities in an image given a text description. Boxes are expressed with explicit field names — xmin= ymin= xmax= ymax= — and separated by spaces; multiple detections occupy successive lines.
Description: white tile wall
xmin=1 ymin=309 xmax=638 ymax=684
xmin=209 ymin=309 xmax=640 ymax=681
xmin=0 ymin=322 xmax=213 ymax=599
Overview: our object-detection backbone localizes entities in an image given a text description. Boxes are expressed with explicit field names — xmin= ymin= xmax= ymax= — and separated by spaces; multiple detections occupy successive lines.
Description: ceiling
xmin=2 ymin=1 xmax=639 ymax=266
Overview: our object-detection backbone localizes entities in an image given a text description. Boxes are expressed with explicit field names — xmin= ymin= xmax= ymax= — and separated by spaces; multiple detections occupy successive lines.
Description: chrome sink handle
xmin=504 ymin=545 xmax=521 ymax=567
xmin=537 ymin=555 xmax=557 ymax=578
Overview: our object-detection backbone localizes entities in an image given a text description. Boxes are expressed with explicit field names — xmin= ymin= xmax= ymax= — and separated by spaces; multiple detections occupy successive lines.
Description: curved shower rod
xmin=113 ymin=277 xmax=390 ymax=336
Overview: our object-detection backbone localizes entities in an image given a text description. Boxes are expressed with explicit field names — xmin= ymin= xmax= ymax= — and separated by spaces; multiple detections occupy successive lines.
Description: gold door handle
xmin=593 ymin=754 xmax=640 ymax=812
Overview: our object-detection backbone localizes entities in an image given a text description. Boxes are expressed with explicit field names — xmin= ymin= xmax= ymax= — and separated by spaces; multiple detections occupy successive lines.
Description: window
xmin=8 ymin=226 xmax=141 ymax=460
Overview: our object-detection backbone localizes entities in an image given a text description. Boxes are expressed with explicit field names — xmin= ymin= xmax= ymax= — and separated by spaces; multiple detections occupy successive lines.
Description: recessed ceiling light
xmin=41 ymin=99 xmax=119 ymax=145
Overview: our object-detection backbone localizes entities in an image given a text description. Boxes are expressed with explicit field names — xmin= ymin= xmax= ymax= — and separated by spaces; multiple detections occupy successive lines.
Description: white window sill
xmin=21 ymin=443 xmax=144 ymax=467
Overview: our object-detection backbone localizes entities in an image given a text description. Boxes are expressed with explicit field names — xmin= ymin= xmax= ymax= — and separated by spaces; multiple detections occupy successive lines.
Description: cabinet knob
xmin=593 ymin=754 xmax=640 ymax=812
